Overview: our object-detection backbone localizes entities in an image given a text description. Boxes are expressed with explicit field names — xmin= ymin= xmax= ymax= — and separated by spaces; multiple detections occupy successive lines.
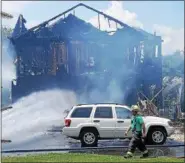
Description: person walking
xmin=124 ymin=105 xmax=149 ymax=158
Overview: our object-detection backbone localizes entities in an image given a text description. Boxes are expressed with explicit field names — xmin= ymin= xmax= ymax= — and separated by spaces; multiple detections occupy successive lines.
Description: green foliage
xmin=162 ymin=50 xmax=184 ymax=78
xmin=1 ymin=27 xmax=13 ymax=106
xmin=162 ymin=50 xmax=184 ymax=115
xmin=1 ymin=11 xmax=13 ymax=19
xmin=2 ymin=88 xmax=11 ymax=107
xmin=2 ymin=27 xmax=13 ymax=40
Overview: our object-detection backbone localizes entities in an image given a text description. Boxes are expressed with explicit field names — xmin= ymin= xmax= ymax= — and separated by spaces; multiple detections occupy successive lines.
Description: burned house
xmin=9 ymin=3 xmax=163 ymax=108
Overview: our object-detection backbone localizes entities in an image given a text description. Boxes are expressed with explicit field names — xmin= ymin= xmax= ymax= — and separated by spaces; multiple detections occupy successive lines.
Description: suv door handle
xmin=93 ymin=120 xmax=100 ymax=123
xmin=117 ymin=120 xmax=124 ymax=123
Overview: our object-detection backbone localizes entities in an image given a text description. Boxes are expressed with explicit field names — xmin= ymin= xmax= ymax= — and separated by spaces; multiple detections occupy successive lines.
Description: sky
xmin=2 ymin=1 xmax=184 ymax=55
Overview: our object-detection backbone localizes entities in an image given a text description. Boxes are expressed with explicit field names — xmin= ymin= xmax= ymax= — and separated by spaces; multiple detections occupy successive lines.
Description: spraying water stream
xmin=2 ymin=89 xmax=77 ymax=143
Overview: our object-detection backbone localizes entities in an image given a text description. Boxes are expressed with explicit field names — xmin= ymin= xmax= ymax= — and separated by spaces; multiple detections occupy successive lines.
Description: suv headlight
xmin=168 ymin=121 xmax=173 ymax=126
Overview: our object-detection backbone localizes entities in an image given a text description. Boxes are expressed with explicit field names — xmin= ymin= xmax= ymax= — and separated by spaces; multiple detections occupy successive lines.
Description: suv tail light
xmin=65 ymin=119 xmax=71 ymax=127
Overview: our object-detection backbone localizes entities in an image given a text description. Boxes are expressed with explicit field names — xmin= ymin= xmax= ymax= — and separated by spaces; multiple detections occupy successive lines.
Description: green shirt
xmin=131 ymin=115 xmax=144 ymax=132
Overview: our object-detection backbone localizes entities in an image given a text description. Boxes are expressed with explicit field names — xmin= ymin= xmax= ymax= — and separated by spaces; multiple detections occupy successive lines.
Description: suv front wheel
xmin=147 ymin=127 xmax=167 ymax=145
xmin=80 ymin=130 xmax=98 ymax=147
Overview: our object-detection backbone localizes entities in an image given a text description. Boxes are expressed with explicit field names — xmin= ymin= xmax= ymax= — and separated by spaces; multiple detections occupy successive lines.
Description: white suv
xmin=63 ymin=103 xmax=175 ymax=147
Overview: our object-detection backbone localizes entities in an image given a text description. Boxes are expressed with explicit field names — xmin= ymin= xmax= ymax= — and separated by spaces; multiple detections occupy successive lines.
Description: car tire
xmin=146 ymin=127 xmax=167 ymax=145
xmin=80 ymin=130 xmax=98 ymax=147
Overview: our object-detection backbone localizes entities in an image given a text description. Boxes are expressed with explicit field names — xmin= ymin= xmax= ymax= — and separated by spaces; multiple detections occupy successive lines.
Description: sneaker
xmin=140 ymin=152 xmax=149 ymax=158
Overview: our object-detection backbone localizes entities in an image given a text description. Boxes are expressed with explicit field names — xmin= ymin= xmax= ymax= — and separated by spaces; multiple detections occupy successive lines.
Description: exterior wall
xmin=140 ymin=38 xmax=163 ymax=109
xmin=11 ymin=36 xmax=163 ymax=109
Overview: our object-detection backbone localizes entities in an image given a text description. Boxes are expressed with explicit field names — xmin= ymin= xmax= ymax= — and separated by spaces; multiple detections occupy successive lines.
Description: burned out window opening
xmin=140 ymin=42 xmax=144 ymax=63
xmin=128 ymin=46 xmax=136 ymax=65
xmin=65 ymin=45 xmax=69 ymax=73
xmin=52 ymin=42 xmax=69 ymax=76
xmin=155 ymin=45 xmax=158 ymax=57
xmin=134 ymin=46 xmax=137 ymax=65
xmin=18 ymin=56 xmax=24 ymax=75
xmin=86 ymin=56 xmax=95 ymax=72
xmin=76 ymin=46 xmax=80 ymax=75
xmin=127 ymin=48 xmax=130 ymax=61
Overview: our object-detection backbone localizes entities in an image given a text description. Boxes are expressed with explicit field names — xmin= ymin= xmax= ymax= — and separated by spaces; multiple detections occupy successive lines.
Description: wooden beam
xmin=98 ymin=14 xmax=100 ymax=30
xmin=14 ymin=3 xmax=141 ymax=40
xmin=108 ymin=19 xmax=111 ymax=28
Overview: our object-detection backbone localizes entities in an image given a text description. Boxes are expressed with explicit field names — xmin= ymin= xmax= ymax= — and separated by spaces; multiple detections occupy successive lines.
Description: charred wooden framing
xmin=9 ymin=3 xmax=163 ymax=108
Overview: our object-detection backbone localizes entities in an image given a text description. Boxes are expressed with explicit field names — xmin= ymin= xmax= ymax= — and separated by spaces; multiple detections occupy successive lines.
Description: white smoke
xmin=2 ymin=38 xmax=16 ymax=88
xmin=2 ymin=35 xmax=16 ymax=106
xmin=2 ymin=89 xmax=77 ymax=143
xmin=78 ymin=80 xmax=125 ymax=104
xmin=88 ymin=1 xmax=144 ymax=31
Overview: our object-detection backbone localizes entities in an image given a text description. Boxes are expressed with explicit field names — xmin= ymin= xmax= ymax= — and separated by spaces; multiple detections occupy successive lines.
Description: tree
xmin=1 ymin=11 xmax=13 ymax=19
xmin=162 ymin=50 xmax=184 ymax=77
xmin=2 ymin=11 xmax=13 ymax=39
xmin=2 ymin=17 xmax=13 ymax=106
xmin=162 ymin=50 xmax=184 ymax=118
xmin=2 ymin=27 xmax=13 ymax=38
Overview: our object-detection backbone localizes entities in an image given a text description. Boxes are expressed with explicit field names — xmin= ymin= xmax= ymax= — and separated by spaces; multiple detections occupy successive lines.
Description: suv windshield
xmin=71 ymin=107 xmax=92 ymax=118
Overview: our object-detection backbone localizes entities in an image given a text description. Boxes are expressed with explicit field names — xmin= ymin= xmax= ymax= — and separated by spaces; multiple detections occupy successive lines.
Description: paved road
xmin=2 ymin=129 xmax=184 ymax=158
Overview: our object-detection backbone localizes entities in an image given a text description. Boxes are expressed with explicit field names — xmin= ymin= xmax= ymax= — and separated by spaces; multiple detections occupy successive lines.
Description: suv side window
xmin=94 ymin=107 xmax=113 ymax=118
xmin=71 ymin=107 xmax=92 ymax=118
xmin=115 ymin=107 xmax=131 ymax=119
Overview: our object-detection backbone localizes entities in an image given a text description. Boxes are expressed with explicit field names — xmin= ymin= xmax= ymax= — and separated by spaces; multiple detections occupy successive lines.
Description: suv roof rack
xmin=77 ymin=103 xmax=123 ymax=106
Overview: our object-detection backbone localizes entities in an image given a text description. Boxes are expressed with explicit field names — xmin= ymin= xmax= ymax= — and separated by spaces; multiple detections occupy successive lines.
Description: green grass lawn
xmin=2 ymin=153 xmax=184 ymax=162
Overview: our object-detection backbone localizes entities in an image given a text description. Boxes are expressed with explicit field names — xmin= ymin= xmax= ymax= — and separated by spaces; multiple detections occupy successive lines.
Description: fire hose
xmin=2 ymin=144 xmax=185 ymax=153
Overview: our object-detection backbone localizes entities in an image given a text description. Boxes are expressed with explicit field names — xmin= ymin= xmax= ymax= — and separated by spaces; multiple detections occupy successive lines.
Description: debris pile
xmin=138 ymin=99 xmax=159 ymax=116
xmin=169 ymin=128 xmax=184 ymax=142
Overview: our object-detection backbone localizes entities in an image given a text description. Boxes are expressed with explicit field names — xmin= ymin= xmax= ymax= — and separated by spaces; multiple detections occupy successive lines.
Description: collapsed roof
xmin=11 ymin=3 xmax=162 ymax=44
xmin=35 ymin=14 xmax=110 ymax=42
